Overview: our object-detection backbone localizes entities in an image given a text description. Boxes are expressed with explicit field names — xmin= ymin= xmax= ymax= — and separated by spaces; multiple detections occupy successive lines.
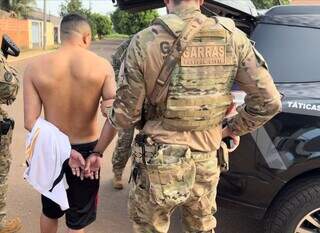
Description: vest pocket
xmin=146 ymin=145 xmax=196 ymax=207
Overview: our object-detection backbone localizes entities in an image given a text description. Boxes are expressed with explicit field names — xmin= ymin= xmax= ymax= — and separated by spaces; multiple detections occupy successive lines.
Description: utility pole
xmin=89 ymin=0 xmax=92 ymax=11
xmin=43 ymin=0 xmax=47 ymax=50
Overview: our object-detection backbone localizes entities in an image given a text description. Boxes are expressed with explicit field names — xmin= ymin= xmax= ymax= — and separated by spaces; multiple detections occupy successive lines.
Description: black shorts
xmin=42 ymin=141 xmax=99 ymax=230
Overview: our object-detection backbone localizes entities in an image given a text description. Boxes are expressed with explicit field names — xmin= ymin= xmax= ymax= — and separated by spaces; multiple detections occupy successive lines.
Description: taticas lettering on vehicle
xmin=181 ymin=44 xmax=226 ymax=66
xmin=287 ymin=101 xmax=320 ymax=111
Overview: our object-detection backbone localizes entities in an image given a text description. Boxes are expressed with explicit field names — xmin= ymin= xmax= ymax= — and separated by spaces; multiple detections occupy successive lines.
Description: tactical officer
xmin=105 ymin=37 xmax=239 ymax=190
xmin=90 ymin=0 xmax=282 ymax=232
xmin=103 ymin=38 xmax=135 ymax=190
xmin=0 ymin=36 xmax=21 ymax=232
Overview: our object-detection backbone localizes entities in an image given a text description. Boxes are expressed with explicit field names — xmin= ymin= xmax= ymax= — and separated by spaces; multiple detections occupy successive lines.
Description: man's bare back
xmin=24 ymin=46 xmax=115 ymax=144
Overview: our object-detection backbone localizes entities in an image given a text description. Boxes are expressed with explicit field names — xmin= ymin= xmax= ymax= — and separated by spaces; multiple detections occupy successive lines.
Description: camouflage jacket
xmin=112 ymin=38 xmax=132 ymax=80
xmin=109 ymin=5 xmax=281 ymax=151
xmin=0 ymin=52 xmax=19 ymax=118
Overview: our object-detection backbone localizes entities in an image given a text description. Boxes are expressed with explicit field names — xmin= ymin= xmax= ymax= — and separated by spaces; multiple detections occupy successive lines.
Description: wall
xmin=0 ymin=18 xmax=29 ymax=49
xmin=28 ymin=20 xmax=55 ymax=49
xmin=46 ymin=22 xmax=54 ymax=47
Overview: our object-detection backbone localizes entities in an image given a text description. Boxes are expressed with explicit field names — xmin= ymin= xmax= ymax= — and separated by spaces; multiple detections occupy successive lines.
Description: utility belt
xmin=132 ymin=133 xmax=229 ymax=172
xmin=0 ymin=118 xmax=14 ymax=136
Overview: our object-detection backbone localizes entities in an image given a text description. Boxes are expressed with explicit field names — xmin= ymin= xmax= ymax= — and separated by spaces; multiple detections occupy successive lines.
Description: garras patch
xmin=181 ymin=42 xmax=226 ymax=67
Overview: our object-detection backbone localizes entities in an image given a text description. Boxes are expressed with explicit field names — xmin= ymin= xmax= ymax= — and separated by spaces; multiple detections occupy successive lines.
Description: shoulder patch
xmin=216 ymin=17 xmax=236 ymax=33
xmin=4 ymin=71 xmax=13 ymax=82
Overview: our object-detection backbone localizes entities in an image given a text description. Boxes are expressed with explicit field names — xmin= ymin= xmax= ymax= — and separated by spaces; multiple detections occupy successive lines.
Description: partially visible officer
xmin=101 ymin=38 xmax=134 ymax=190
xmin=92 ymin=0 xmax=282 ymax=232
xmin=0 ymin=35 xmax=22 ymax=232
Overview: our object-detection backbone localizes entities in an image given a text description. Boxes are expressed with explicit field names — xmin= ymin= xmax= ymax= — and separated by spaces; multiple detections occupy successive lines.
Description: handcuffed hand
xmin=84 ymin=154 xmax=102 ymax=180
xmin=69 ymin=149 xmax=85 ymax=180
xmin=222 ymin=126 xmax=240 ymax=153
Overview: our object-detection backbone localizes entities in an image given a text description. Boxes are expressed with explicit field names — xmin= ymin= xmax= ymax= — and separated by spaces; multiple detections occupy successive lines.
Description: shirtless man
xmin=23 ymin=14 xmax=116 ymax=233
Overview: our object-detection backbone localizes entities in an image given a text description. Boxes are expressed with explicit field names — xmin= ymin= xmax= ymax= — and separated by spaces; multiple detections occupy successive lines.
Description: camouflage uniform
xmin=109 ymin=5 xmax=281 ymax=233
xmin=0 ymin=52 xmax=19 ymax=225
xmin=111 ymin=38 xmax=135 ymax=178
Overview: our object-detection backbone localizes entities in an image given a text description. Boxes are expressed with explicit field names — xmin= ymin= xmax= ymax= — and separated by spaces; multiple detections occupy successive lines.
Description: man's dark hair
xmin=60 ymin=13 xmax=91 ymax=41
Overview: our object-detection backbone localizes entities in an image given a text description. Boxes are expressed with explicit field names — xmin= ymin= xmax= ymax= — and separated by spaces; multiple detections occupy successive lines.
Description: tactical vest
xmin=154 ymin=15 xmax=237 ymax=131
xmin=0 ymin=52 xmax=19 ymax=106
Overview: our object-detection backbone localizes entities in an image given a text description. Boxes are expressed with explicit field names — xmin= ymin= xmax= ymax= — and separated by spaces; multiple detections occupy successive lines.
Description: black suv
xmin=115 ymin=1 xmax=320 ymax=232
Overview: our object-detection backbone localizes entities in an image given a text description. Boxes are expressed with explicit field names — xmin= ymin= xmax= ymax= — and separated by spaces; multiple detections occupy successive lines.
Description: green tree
xmin=252 ymin=0 xmax=289 ymax=9
xmin=0 ymin=0 xmax=35 ymax=18
xmin=111 ymin=8 xmax=159 ymax=35
xmin=91 ymin=13 xmax=112 ymax=39
xmin=60 ymin=0 xmax=83 ymax=16
xmin=85 ymin=11 xmax=98 ymax=40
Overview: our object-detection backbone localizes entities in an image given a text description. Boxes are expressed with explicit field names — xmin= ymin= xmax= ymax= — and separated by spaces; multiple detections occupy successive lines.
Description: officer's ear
xmin=199 ymin=0 xmax=204 ymax=6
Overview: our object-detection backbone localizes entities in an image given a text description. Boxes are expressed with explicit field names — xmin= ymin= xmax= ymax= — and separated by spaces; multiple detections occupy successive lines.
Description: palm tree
xmin=0 ymin=0 xmax=35 ymax=18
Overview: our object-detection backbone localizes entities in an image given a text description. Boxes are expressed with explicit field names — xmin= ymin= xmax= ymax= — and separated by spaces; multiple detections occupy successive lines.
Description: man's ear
xmin=199 ymin=0 xmax=204 ymax=5
xmin=83 ymin=33 xmax=91 ymax=47
xmin=163 ymin=0 xmax=170 ymax=5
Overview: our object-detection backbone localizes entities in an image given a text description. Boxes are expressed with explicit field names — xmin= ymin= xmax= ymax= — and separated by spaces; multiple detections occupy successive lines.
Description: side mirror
xmin=1 ymin=34 xmax=20 ymax=58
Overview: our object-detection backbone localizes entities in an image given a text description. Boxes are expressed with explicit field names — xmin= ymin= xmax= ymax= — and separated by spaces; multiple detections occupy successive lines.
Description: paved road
xmin=3 ymin=40 xmax=262 ymax=233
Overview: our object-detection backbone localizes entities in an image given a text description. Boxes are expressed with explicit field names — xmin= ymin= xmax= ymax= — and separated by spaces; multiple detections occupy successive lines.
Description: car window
xmin=251 ymin=24 xmax=320 ymax=83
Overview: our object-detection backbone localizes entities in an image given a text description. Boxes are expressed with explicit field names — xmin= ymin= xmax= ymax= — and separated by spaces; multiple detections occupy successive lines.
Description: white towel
xmin=24 ymin=118 xmax=71 ymax=211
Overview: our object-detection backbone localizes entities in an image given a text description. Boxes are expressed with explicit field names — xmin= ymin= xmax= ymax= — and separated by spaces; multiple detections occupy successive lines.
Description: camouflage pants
xmin=0 ymin=129 xmax=12 ymax=224
xmin=112 ymin=128 xmax=135 ymax=177
xmin=129 ymin=143 xmax=220 ymax=233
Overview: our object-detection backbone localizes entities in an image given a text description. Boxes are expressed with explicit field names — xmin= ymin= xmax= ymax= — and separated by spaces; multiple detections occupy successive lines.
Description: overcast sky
xmin=36 ymin=0 xmax=166 ymax=16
